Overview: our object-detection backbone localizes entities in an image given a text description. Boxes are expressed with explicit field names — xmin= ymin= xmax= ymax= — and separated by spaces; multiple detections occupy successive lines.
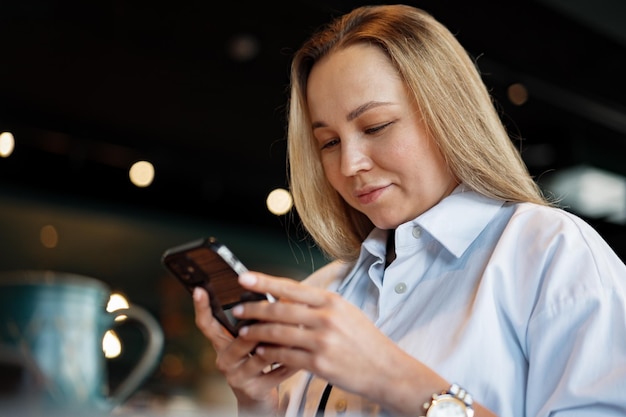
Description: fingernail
xmin=232 ymin=304 xmax=243 ymax=317
xmin=239 ymin=273 xmax=257 ymax=286
xmin=193 ymin=287 xmax=203 ymax=301
xmin=238 ymin=326 xmax=248 ymax=336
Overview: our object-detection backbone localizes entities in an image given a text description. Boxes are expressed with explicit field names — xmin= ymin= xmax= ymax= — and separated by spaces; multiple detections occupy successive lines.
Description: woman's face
xmin=306 ymin=43 xmax=457 ymax=229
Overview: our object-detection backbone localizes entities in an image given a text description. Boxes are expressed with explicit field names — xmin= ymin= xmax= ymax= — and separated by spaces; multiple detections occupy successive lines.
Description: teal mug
xmin=0 ymin=270 xmax=164 ymax=416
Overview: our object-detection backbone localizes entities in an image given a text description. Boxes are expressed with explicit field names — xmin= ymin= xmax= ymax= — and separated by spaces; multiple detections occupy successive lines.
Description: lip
xmin=355 ymin=184 xmax=390 ymax=205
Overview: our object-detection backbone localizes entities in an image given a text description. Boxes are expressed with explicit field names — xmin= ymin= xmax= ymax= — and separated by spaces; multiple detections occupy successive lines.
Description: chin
xmin=368 ymin=208 xmax=418 ymax=229
xmin=370 ymin=217 xmax=404 ymax=230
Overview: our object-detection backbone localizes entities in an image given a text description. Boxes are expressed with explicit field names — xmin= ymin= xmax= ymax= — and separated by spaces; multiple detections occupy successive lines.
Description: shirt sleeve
xmin=524 ymin=211 xmax=626 ymax=416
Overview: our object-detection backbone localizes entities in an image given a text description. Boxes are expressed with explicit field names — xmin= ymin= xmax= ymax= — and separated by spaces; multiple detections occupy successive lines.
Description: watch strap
xmin=421 ymin=383 xmax=474 ymax=417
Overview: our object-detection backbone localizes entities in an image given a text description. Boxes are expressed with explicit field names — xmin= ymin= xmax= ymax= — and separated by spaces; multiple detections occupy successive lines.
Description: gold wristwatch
xmin=420 ymin=383 xmax=474 ymax=417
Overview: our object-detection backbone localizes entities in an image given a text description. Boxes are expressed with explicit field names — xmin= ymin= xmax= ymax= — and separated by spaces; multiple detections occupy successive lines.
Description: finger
xmin=255 ymin=343 xmax=312 ymax=372
xmin=239 ymin=272 xmax=328 ymax=307
xmin=217 ymin=342 xmax=267 ymax=376
xmin=234 ymin=298 xmax=317 ymax=330
xmin=257 ymin=363 xmax=300 ymax=386
xmin=239 ymin=321 xmax=316 ymax=352
xmin=227 ymin=362 xmax=298 ymax=405
xmin=192 ymin=287 xmax=233 ymax=349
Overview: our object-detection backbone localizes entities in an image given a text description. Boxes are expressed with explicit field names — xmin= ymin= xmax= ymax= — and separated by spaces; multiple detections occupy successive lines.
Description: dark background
xmin=1 ymin=0 xmax=625 ymax=229
xmin=0 ymin=0 xmax=625 ymax=409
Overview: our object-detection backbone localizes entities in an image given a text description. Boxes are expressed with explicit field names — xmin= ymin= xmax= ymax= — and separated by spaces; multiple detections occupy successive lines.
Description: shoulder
xmin=505 ymin=202 xmax=626 ymax=282
xmin=301 ymin=260 xmax=354 ymax=290
xmin=507 ymin=202 xmax=601 ymax=238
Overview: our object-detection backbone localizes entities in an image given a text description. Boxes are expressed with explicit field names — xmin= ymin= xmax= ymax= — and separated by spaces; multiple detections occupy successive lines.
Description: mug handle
xmin=106 ymin=305 xmax=164 ymax=407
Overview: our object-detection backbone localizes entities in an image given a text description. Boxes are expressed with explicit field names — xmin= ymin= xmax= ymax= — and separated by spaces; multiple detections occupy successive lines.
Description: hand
xmin=227 ymin=273 xmax=497 ymax=417
xmin=192 ymin=287 xmax=297 ymax=416
xmin=232 ymin=272 xmax=419 ymax=400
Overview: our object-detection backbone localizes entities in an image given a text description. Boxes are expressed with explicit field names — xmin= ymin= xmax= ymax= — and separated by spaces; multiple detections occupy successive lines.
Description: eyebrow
xmin=311 ymin=101 xmax=393 ymax=129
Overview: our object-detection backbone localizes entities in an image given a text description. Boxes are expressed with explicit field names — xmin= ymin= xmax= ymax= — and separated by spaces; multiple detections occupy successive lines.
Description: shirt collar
xmin=363 ymin=184 xmax=506 ymax=259
xmin=338 ymin=185 xmax=505 ymax=292
xmin=404 ymin=184 xmax=505 ymax=258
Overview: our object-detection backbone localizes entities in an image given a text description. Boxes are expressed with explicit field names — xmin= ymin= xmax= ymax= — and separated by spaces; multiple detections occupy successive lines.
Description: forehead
xmin=306 ymin=43 xmax=405 ymax=118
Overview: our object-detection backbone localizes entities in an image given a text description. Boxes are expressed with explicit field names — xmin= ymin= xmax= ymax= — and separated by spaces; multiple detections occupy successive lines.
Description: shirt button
xmin=335 ymin=399 xmax=347 ymax=413
xmin=412 ymin=226 xmax=422 ymax=239
xmin=394 ymin=282 xmax=407 ymax=294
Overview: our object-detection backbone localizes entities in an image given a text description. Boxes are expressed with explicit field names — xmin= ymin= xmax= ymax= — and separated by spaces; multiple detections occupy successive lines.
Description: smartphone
xmin=161 ymin=237 xmax=275 ymax=336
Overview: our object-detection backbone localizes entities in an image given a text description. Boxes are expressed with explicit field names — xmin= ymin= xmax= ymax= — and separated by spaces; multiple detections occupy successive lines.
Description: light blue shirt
xmin=282 ymin=185 xmax=626 ymax=417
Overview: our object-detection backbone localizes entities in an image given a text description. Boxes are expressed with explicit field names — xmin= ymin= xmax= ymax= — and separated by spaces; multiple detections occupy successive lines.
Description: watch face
xmin=426 ymin=397 xmax=467 ymax=417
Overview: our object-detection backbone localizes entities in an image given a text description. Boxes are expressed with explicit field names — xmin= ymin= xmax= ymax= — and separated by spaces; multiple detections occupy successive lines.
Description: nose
xmin=340 ymin=137 xmax=372 ymax=177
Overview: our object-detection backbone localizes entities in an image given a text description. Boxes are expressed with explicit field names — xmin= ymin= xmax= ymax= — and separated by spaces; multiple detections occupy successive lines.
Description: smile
xmin=355 ymin=185 xmax=390 ymax=204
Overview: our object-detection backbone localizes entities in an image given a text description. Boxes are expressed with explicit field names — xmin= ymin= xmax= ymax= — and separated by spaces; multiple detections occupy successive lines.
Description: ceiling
xmin=1 ymin=0 xmax=625 ymax=254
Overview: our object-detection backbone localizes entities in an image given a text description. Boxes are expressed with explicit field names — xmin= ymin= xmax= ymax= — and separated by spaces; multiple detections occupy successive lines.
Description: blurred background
xmin=1 ymin=0 xmax=625 ymax=414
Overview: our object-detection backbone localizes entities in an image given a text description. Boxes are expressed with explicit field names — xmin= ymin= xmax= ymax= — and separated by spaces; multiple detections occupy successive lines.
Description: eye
xmin=364 ymin=121 xmax=393 ymax=135
xmin=320 ymin=137 xmax=340 ymax=150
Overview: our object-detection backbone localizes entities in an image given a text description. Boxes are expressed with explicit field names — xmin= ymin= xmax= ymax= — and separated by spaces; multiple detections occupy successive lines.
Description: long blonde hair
xmin=287 ymin=4 xmax=548 ymax=262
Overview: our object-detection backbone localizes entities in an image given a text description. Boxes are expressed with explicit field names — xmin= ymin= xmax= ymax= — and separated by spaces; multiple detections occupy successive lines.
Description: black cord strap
xmin=315 ymin=383 xmax=333 ymax=416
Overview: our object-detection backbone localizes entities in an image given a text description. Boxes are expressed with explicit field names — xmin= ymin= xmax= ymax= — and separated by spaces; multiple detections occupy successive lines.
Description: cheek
xmin=321 ymin=157 xmax=345 ymax=190
xmin=391 ymin=134 xmax=443 ymax=171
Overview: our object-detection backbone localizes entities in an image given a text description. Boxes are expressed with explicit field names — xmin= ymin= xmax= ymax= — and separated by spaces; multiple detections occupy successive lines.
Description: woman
xmin=193 ymin=4 xmax=626 ymax=416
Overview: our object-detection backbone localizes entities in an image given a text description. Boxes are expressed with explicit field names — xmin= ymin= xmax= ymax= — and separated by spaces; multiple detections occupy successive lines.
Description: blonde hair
xmin=287 ymin=4 xmax=548 ymax=262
